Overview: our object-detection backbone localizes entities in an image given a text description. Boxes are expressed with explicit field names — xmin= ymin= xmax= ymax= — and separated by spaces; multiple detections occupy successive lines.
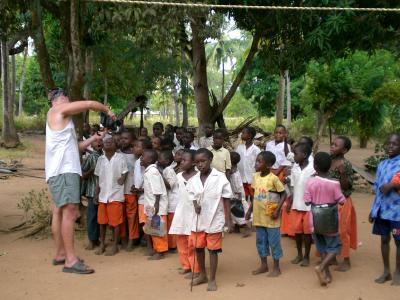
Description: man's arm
xmin=58 ymin=100 xmax=114 ymax=118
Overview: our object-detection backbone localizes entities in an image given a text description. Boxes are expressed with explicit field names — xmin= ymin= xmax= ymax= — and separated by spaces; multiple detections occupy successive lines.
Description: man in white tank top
xmin=46 ymin=88 xmax=115 ymax=274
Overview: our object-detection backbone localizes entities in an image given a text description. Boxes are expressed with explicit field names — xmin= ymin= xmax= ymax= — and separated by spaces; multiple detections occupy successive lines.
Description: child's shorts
xmin=98 ymin=202 xmax=124 ymax=227
xmin=138 ymin=204 xmax=147 ymax=224
xmin=313 ymin=233 xmax=341 ymax=254
xmin=373 ymin=217 xmax=400 ymax=240
xmin=255 ymin=226 xmax=283 ymax=260
xmin=190 ymin=231 xmax=222 ymax=252
xmin=290 ymin=210 xmax=312 ymax=234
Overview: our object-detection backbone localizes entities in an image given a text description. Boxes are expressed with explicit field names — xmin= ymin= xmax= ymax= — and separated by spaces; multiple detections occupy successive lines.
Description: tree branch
xmin=211 ymin=30 xmax=261 ymax=122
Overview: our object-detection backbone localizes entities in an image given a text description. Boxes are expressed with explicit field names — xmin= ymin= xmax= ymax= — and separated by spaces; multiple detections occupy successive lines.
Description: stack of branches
xmin=1 ymin=189 xmax=52 ymax=238
xmin=0 ymin=159 xmax=22 ymax=179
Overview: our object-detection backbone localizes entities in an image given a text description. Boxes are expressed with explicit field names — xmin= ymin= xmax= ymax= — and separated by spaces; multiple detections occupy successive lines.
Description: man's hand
xmin=380 ymin=183 xmax=393 ymax=195
xmin=107 ymin=107 xmax=116 ymax=120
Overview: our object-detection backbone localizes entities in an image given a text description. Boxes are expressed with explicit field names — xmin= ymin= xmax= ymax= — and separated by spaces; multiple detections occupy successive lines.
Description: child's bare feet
xmin=179 ymin=269 xmax=191 ymax=275
xmin=126 ymin=240 xmax=135 ymax=252
xmin=375 ymin=272 xmax=392 ymax=284
xmin=252 ymin=265 xmax=268 ymax=275
xmin=325 ymin=268 xmax=332 ymax=284
xmin=105 ymin=245 xmax=118 ymax=256
xmin=335 ymin=259 xmax=351 ymax=272
xmin=85 ymin=241 xmax=95 ymax=250
xmin=267 ymin=267 xmax=281 ymax=277
xmin=291 ymin=255 xmax=303 ymax=264
xmin=207 ymin=280 xmax=218 ymax=291
xmin=315 ymin=266 xmax=327 ymax=286
xmin=95 ymin=243 xmax=105 ymax=255
xmin=391 ymin=271 xmax=400 ymax=286
xmin=191 ymin=273 xmax=208 ymax=286
xmin=300 ymin=257 xmax=310 ymax=267
xmin=148 ymin=253 xmax=164 ymax=260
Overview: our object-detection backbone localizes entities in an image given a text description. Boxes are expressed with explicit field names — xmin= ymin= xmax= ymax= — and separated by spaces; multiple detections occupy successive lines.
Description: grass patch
xmin=0 ymin=140 xmax=33 ymax=160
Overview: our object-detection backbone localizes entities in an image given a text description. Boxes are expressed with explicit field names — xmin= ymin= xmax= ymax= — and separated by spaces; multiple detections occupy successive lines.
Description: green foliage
xmin=364 ymin=143 xmax=388 ymax=172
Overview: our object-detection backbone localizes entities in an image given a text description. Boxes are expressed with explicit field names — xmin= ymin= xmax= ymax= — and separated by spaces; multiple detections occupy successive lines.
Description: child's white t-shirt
xmin=169 ymin=172 xmax=195 ymax=235
xmin=133 ymin=157 xmax=145 ymax=204
xmin=94 ymin=152 xmax=128 ymax=203
xmin=235 ymin=143 xmax=261 ymax=184
xmin=229 ymin=169 xmax=245 ymax=200
xmin=290 ymin=162 xmax=315 ymax=211
xmin=121 ymin=153 xmax=136 ymax=195
xmin=143 ymin=164 xmax=168 ymax=216
xmin=186 ymin=168 xmax=233 ymax=233
xmin=162 ymin=165 xmax=180 ymax=213
xmin=265 ymin=140 xmax=292 ymax=169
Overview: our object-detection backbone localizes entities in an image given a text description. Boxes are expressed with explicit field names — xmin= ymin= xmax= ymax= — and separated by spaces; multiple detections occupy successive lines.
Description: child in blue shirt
xmin=370 ymin=132 xmax=400 ymax=286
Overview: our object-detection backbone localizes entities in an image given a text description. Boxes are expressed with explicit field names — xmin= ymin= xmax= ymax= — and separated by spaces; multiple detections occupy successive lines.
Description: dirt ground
xmin=0 ymin=135 xmax=398 ymax=300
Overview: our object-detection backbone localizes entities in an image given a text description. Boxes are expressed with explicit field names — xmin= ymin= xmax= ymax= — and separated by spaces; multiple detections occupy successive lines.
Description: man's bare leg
xmin=61 ymin=204 xmax=79 ymax=267
xmin=52 ymin=205 xmax=66 ymax=261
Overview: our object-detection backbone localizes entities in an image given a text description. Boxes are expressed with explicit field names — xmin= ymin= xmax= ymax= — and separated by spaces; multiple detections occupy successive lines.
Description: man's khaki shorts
xmin=48 ymin=173 xmax=81 ymax=207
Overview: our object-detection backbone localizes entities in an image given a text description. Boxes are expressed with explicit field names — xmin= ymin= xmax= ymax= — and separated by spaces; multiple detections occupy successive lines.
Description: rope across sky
xmin=77 ymin=0 xmax=400 ymax=13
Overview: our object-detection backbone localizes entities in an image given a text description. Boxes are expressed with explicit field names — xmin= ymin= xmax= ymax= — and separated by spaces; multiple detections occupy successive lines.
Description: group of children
xmin=80 ymin=121 xmax=400 ymax=289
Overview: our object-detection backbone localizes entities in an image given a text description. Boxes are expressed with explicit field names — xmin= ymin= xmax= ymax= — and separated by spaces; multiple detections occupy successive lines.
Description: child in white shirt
xmin=235 ymin=127 xmax=261 ymax=200
xmin=169 ymin=149 xmax=199 ymax=276
xmin=142 ymin=149 xmax=169 ymax=260
xmin=187 ymin=148 xmax=233 ymax=292
xmin=94 ymin=136 xmax=128 ymax=256
xmin=158 ymin=150 xmax=180 ymax=251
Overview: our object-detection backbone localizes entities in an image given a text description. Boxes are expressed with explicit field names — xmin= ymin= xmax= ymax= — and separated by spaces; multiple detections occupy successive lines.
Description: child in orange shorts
xmin=287 ymin=143 xmax=315 ymax=267
xmin=187 ymin=148 xmax=233 ymax=292
xmin=94 ymin=136 xmax=128 ymax=256
xmin=142 ymin=149 xmax=169 ymax=260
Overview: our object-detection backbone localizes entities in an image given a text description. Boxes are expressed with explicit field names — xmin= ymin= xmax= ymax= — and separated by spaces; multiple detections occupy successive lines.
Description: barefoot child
xmin=370 ymin=132 xmax=400 ymax=285
xmin=229 ymin=151 xmax=251 ymax=237
xmin=265 ymin=125 xmax=292 ymax=236
xmin=81 ymin=139 xmax=103 ymax=250
xmin=329 ymin=136 xmax=357 ymax=271
xmin=169 ymin=150 xmax=199 ymax=276
xmin=246 ymin=151 xmax=286 ymax=277
xmin=94 ymin=136 xmax=128 ymax=256
xmin=287 ymin=143 xmax=315 ymax=267
xmin=158 ymin=150 xmax=179 ymax=251
xmin=304 ymin=152 xmax=346 ymax=286
xmin=142 ymin=149 xmax=169 ymax=260
xmin=120 ymin=130 xmax=139 ymax=251
xmin=187 ymin=148 xmax=233 ymax=291
xmin=235 ymin=127 xmax=261 ymax=201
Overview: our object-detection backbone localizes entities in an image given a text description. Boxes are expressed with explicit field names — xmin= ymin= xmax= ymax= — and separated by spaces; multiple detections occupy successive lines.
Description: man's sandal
xmin=62 ymin=261 xmax=94 ymax=274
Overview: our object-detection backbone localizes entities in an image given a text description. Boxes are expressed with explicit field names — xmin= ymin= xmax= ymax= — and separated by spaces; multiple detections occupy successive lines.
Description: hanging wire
xmin=75 ymin=0 xmax=400 ymax=13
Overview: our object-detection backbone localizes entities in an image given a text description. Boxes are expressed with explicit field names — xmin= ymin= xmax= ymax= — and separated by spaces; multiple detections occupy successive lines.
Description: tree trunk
xmin=83 ymin=48 xmax=93 ymax=123
xmin=10 ymin=55 xmax=16 ymax=115
xmin=18 ymin=47 xmax=28 ymax=116
xmin=313 ymin=113 xmax=330 ymax=153
xmin=359 ymin=134 xmax=368 ymax=149
xmin=1 ymin=40 xmax=20 ymax=148
xmin=181 ymin=76 xmax=188 ymax=128
xmin=276 ymin=69 xmax=285 ymax=126
xmin=30 ymin=0 xmax=55 ymax=91
xmin=285 ymin=69 xmax=291 ymax=127
xmin=190 ymin=14 xmax=213 ymax=132
xmin=221 ymin=60 xmax=225 ymax=101
xmin=172 ymin=83 xmax=180 ymax=126
xmin=69 ymin=0 xmax=85 ymax=138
